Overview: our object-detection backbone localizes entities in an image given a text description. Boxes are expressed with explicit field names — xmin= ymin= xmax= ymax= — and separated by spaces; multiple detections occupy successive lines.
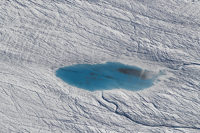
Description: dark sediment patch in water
xmin=56 ymin=62 xmax=158 ymax=91
xmin=118 ymin=68 xmax=152 ymax=80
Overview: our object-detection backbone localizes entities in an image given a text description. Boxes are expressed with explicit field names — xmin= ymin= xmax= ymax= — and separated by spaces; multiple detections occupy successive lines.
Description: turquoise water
xmin=56 ymin=62 xmax=156 ymax=91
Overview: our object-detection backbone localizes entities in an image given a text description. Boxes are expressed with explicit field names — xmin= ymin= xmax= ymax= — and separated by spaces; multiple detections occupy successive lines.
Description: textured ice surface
xmin=0 ymin=0 xmax=200 ymax=132
xmin=56 ymin=62 xmax=156 ymax=91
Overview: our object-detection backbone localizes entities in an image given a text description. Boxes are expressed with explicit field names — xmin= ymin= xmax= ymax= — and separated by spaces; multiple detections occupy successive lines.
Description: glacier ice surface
xmin=0 ymin=0 xmax=200 ymax=132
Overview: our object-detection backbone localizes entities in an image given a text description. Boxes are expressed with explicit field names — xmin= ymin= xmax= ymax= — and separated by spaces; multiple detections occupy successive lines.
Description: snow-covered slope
xmin=0 ymin=0 xmax=200 ymax=132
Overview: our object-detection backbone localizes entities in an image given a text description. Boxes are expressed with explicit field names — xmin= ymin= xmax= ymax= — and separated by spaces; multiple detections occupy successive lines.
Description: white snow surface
xmin=0 ymin=0 xmax=200 ymax=132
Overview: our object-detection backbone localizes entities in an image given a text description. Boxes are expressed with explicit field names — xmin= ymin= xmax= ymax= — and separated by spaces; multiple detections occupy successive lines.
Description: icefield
xmin=0 ymin=0 xmax=200 ymax=132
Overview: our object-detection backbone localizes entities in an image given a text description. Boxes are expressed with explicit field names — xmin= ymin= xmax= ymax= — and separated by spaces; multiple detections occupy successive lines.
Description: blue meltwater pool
xmin=56 ymin=62 xmax=158 ymax=91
